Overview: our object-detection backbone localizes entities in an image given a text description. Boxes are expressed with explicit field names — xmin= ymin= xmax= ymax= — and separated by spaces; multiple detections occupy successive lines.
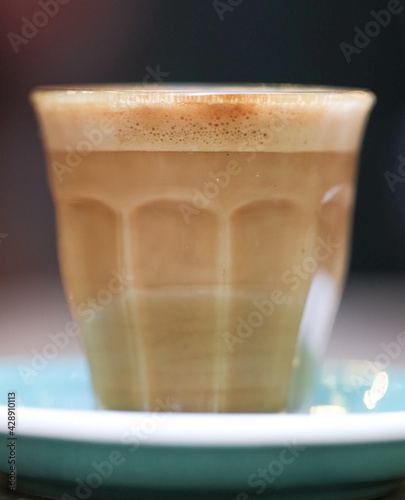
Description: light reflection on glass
xmin=363 ymin=371 xmax=389 ymax=410
xmin=310 ymin=405 xmax=347 ymax=415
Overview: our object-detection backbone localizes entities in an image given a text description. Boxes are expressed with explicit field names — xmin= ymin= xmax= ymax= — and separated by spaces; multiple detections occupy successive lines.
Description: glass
xmin=30 ymin=85 xmax=375 ymax=412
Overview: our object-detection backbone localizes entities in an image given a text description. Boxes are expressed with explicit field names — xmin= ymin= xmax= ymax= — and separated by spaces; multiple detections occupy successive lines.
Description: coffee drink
xmin=31 ymin=86 xmax=375 ymax=412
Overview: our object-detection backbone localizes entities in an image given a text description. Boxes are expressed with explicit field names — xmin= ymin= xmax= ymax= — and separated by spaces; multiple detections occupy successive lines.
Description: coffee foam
xmin=31 ymin=85 xmax=375 ymax=152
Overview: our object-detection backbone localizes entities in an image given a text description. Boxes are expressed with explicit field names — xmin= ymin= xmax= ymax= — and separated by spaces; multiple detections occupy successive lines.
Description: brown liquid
xmin=32 ymin=85 xmax=374 ymax=412
xmin=47 ymin=150 xmax=356 ymax=412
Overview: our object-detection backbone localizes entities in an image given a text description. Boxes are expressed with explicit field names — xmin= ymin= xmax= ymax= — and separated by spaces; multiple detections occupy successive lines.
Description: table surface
xmin=1 ymin=273 xmax=405 ymax=500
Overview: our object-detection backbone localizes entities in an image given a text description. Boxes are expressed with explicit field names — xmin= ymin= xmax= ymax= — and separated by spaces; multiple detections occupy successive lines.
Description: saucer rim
xmin=1 ymin=405 xmax=405 ymax=447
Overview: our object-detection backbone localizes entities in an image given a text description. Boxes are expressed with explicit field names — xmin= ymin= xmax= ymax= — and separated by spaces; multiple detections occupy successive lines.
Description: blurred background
xmin=0 ymin=0 xmax=405 ymax=358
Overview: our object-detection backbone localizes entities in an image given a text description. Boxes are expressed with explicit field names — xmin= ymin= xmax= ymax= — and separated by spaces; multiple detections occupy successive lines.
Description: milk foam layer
xmin=31 ymin=85 xmax=375 ymax=153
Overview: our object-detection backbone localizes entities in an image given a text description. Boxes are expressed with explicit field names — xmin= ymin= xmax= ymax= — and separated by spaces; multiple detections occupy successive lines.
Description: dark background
xmin=1 ymin=0 xmax=405 ymax=280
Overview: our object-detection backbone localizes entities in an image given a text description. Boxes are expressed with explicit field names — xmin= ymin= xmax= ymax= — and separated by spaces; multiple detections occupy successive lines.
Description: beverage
xmin=31 ymin=86 xmax=375 ymax=412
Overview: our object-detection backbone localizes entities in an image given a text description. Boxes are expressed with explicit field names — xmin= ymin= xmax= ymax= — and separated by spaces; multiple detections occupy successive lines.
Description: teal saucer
xmin=1 ymin=356 xmax=405 ymax=500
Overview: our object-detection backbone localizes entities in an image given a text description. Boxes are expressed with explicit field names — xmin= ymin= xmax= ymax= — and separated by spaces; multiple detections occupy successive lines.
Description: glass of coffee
xmin=31 ymin=85 xmax=375 ymax=412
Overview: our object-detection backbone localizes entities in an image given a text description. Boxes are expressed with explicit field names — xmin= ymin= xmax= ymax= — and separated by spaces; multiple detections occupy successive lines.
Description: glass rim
xmin=30 ymin=83 xmax=376 ymax=153
xmin=31 ymin=83 xmax=375 ymax=97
